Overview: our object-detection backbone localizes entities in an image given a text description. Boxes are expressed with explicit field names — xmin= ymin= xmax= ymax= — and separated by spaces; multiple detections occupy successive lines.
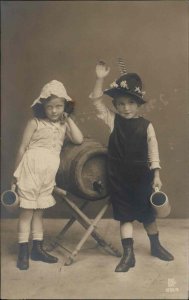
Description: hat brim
xmin=31 ymin=95 xmax=72 ymax=108
xmin=104 ymin=88 xmax=146 ymax=104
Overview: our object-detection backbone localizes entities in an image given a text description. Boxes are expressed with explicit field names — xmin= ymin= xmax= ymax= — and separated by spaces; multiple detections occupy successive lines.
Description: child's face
xmin=114 ymin=96 xmax=140 ymax=119
xmin=44 ymin=97 xmax=65 ymax=122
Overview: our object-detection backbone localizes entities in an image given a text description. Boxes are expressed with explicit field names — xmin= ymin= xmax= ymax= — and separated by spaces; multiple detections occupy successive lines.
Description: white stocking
xmin=31 ymin=209 xmax=44 ymax=241
xmin=18 ymin=209 xmax=34 ymax=243
xmin=120 ymin=222 xmax=133 ymax=239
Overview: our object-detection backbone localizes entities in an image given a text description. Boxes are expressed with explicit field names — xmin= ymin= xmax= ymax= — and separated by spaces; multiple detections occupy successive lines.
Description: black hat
xmin=104 ymin=73 xmax=146 ymax=104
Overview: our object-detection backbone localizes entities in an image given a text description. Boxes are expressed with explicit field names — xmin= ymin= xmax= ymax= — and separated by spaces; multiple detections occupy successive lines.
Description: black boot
xmin=31 ymin=240 xmax=58 ymax=263
xmin=148 ymin=233 xmax=174 ymax=261
xmin=115 ymin=238 xmax=135 ymax=272
xmin=17 ymin=242 xmax=29 ymax=270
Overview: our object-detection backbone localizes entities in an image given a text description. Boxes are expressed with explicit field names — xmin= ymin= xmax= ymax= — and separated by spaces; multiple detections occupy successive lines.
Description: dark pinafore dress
xmin=107 ymin=114 xmax=156 ymax=224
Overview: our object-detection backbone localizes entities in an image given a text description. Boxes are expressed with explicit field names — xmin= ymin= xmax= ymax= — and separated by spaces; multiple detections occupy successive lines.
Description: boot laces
xmin=38 ymin=244 xmax=55 ymax=259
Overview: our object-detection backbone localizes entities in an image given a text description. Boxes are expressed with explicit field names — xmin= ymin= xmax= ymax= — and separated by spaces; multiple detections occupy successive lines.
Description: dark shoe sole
xmin=17 ymin=263 xmax=29 ymax=270
xmin=115 ymin=261 xmax=135 ymax=272
xmin=31 ymin=256 xmax=58 ymax=263
xmin=151 ymin=253 xmax=174 ymax=261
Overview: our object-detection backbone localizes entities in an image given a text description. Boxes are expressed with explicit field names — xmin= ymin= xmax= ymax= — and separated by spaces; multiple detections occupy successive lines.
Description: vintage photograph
xmin=1 ymin=1 xmax=188 ymax=299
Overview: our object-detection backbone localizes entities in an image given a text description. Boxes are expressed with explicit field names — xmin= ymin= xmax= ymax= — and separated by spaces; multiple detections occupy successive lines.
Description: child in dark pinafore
xmin=89 ymin=62 xmax=174 ymax=272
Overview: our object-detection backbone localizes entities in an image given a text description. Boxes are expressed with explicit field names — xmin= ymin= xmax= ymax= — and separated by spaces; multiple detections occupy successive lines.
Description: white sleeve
xmin=89 ymin=93 xmax=115 ymax=132
xmin=147 ymin=123 xmax=161 ymax=169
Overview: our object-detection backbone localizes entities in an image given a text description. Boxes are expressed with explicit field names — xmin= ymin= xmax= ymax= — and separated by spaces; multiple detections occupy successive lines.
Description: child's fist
xmin=11 ymin=184 xmax=17 ymax=192
xmin=11 ymin=177 xmax=17 ymax=192
xmin=96 ymin=61 xmax=110 ymax=79
xmin=152 ymin=177 xmax=162 ymax=191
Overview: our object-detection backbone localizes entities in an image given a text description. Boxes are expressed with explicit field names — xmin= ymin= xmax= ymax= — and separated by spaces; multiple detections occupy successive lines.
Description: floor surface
xmin=1 ymin=218 xmax=188 ymax=299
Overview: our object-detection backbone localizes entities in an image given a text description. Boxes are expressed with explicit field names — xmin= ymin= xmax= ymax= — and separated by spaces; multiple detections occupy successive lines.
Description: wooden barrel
xmin=56 ymin=138 xmax=109 ymax=200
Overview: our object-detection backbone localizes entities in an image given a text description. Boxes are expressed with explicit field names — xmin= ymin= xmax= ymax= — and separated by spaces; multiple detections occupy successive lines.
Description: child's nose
xmin=124 ymin=104 xmax=130 ymax=109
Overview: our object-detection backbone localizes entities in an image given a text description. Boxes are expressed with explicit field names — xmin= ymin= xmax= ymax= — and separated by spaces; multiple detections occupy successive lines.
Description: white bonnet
xmin=31 ymin=80 xmax=72 ymax=107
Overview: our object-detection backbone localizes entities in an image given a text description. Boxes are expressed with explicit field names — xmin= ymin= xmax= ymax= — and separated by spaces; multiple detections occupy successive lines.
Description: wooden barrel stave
xmin=56 ymin=139 xmax=109 ymax=200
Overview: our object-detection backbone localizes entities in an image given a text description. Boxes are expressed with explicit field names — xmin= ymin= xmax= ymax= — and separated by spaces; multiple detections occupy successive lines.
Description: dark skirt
xmin=108 ymin=159 xmax=156 ymax=223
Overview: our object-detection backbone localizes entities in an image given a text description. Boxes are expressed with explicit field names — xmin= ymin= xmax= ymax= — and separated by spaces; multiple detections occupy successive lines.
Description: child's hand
xmin=152 ymin=169 xmax=162 ymax=191
xmin=60 ymin=112 xmax=69 ymax=123
xmin=152 ymin=176 xmax=162 ymax=191
xmin=96 ymin=61 xmax=110 ymax=79
xmin=11 ymin=184 xmax=17 ymax=192
xmin=11 ymin=177 xmax=17 ymax=191
xmin=63 ymin=112 xmax=69 ymax=119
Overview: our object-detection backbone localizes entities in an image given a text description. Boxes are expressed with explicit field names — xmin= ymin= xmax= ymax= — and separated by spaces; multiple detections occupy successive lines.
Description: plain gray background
xmin=1 ymin=1 xmax=188 ymax=218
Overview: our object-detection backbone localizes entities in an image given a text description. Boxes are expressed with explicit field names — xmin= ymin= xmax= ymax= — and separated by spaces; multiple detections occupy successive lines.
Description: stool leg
xmin=54 ymin=187 xmax=122 ymax=264
xmin=45 ymin=201 xmax=89 ymax=252
xmin=65 ymin=210 xmax=122 ymax=258
xmin=64 ymin=202 xmax=110 ymax=265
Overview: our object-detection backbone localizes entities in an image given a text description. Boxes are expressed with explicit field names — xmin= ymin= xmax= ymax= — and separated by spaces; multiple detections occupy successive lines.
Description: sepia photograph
xmin=1 ymin=1 xmax=188 ymax=299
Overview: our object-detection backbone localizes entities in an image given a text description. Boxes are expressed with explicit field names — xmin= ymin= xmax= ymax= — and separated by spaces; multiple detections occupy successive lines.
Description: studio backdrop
xmin=1 ymin=1 xmax=188 ymax=218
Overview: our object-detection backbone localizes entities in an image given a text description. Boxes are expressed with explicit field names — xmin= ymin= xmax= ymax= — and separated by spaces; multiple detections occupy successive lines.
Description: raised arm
xmin=90 ymin=62 xmax=110 ymax=98
xmin=89 ymin=62 xmax=115 ymax=131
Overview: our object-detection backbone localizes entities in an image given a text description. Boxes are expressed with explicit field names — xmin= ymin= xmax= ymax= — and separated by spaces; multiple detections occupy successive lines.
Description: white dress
xmin=14 ymin=118 xmax=67 ymax=209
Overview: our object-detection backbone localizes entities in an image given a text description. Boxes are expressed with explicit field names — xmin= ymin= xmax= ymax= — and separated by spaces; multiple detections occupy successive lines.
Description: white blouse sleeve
xmin=89 ymin=93 xmax=115 ymax=132
xmin=147 ymin=123 xmax=161 ymax=169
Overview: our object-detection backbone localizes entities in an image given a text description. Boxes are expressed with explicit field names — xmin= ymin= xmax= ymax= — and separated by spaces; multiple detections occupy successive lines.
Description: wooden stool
xmin=46 ymin=139 xmax=121 ymax=265
xmin=46 ymin=187 xmax=121 ymax=266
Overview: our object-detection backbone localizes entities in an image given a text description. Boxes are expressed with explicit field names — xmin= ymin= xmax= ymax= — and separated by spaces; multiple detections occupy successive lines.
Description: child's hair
xmin=32 ymin=96 xmax=75 ymax=119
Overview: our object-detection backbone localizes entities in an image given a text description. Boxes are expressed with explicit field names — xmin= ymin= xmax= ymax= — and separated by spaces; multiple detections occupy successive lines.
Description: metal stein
xmin=150 ymin=187 xmax=171 ymax=218
xmin=1 ymin=185 xmax=19 ymax=213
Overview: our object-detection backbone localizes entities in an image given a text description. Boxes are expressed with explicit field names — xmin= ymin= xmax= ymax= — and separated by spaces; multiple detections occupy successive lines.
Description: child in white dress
xmin=12 ymin=80 xmax=83 ymax=270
